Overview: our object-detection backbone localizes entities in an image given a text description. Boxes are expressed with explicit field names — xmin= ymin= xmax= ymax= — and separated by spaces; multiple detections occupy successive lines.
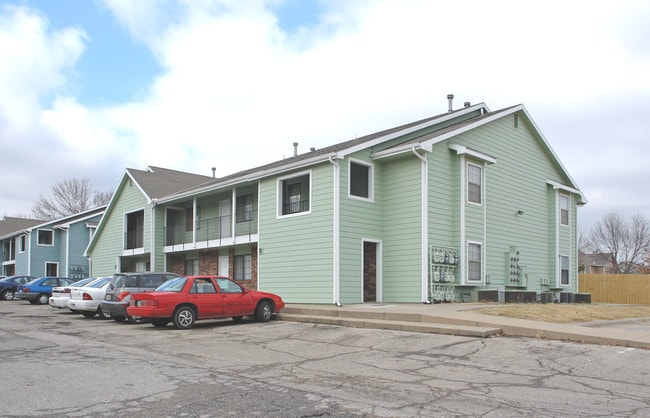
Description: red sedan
xmin=127 ymin=276 xmax=285 ymax=329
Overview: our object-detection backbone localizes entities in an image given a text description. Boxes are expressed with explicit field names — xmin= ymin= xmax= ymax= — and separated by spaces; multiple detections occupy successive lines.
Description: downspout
xmin=411 ymin=147 xmax=430 ymax=303
xmin=151 ymin=199 xmax=157 ymax=272
xmin=329 ymin=156 xmax=341 ymax=306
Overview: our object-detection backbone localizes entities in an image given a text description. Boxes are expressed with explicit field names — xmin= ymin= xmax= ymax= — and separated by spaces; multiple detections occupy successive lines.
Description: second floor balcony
xmin=163 ymin=210 xmax=258 ymax=252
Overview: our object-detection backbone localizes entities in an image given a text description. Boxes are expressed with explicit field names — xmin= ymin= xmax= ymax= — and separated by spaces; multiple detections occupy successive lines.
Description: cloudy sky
xmin=1 ymin=0 xmax=649 ymax=230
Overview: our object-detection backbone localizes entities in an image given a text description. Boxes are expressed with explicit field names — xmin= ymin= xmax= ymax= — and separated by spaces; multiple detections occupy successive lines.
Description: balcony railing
xmin=164 ymin=210 xmax=258 ymax=247
xmin=124 ymin=230 xmax=144 ymax=250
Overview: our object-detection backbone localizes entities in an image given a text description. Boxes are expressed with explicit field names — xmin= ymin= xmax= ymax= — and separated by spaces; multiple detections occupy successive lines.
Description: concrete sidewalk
xmin=278 ymin=303 xmax=650 ymax=349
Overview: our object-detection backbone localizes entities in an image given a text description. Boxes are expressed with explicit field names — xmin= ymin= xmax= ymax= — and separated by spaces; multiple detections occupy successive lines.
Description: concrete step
xmin=278 ymin=313 xmax=503 ymax=338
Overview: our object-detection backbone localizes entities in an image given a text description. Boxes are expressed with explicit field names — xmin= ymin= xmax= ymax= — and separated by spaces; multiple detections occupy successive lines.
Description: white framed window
xmin=560 ymin=255 xmax=570 ymax=285
xmin=467 ymin=163 xmax=482 ymax=205
xmin=349 ymin=159 xmax=373 ymax=201
xmin=467 ymin=242 xmax=482 ymax=282
xmin=18 ymin=235 xmax=26 ymax=253
xmin=37 ymin=229 xmax=54 ymax=246
xmin=185 ymin=259 xmax=199 ymax=275
xmin=278 ymin=171 xmax=311 ymax=217
xmin=234 ymin=254 xmax=252 ymax=280
xmin=560 ymin=194 xmax=569 ymax=226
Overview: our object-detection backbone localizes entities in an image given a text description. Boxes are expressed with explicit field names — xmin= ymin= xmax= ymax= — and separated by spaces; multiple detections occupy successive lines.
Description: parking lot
xmin=1 ymin=301 xmax=650 ymax=417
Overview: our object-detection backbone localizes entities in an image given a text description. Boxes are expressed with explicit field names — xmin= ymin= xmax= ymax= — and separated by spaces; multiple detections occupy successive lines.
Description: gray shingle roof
xmin=126 ymin=166 xmax=215 ymax=200
xmin=0 ymin=216 xmax=42 ymax=238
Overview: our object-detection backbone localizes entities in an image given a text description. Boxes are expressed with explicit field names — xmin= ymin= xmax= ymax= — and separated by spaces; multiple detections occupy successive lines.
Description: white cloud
xmin=1 ymin=0 xmax=650 ymax=228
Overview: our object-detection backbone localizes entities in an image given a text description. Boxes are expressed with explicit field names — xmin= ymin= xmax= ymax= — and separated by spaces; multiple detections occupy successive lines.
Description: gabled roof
xmin=27 ymin=206 xmax=107 ymax=231
xmin=0 ymin=216 xmax=42 ymax=240
xmin=159 ymin=103 xmax=492 ymax=203
xmin=126 ymin=166 xmax=215 ymax=201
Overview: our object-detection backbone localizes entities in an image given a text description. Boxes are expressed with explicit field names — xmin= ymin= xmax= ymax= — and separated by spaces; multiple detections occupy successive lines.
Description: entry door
xmin=219 ymin=256 xmax=229 ymax=277
xmin=220 ymin=200 xmax=231 ymax=238
xmin=363 ymin=242 xmax=377 ymax=302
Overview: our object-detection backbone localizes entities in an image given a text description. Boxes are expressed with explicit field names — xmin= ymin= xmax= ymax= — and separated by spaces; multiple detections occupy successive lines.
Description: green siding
xmin=89 ymin=179 xmax=149 ymax=277
xmin=258 ymin=164 xmax=334 ymax=303
xmin=380 ymin=155 xmax=422 ymax=302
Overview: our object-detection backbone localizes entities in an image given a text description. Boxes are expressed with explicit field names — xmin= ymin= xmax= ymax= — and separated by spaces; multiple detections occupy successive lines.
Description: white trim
xmin=411 ymin=148 xmax=429 ymax=302
xmin=547 ymin=179 xmax=582 ymax=196
xmin=348 ymin=158 xmax=374 ymax=202
xmin=276 ymin=170 xmax=312 ymax=219
xmin=459 ymin=155 xmax=466 ymax=283
xmin=361 ymin=238 xmax=383 ymax=303
xmin=330 ymin=158 xmax=341 ymax=305
xmin=36 ymin=229 xmax=55 ymax=246
xmin=466 ymin=162 xmax=483 ymax=207
xmin=449 ymin=143 xmax=497 ymax=164
xmin=466 ymin=241 xmax=483 ymax=284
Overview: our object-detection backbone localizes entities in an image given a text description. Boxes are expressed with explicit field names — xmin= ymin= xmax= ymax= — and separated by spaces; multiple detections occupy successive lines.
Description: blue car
xmin=16 ymin=277 xmax=75 ymax=305
xmin=0 ymin=275 xmax=36 ymax=301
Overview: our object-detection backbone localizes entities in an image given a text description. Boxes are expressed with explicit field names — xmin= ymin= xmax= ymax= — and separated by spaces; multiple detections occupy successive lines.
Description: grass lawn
xmin=473 ymin=304 xmax=650 ymax=323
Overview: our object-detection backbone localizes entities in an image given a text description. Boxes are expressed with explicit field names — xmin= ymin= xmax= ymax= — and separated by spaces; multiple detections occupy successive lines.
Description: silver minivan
xmin=101 ymin=272 xmax=179 ymax=323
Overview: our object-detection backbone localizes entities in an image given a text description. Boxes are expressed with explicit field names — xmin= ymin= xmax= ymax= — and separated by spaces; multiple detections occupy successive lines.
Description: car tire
xmin=1 ymin=289 xmax=14 ymax=300
xmin=36 ymin=294 xmax=49 ymax=305
xmin=231 ymin=316 xmax=244 ymax=322
xmin=82 ymin=311 xmax=96 ymax=318
xmin=173 ymin=306 xmax=196 ymax=329
xmin=112 ymin=315 xmax=126 ymax=322
xmin=97 ymin=306 xmax=111 ymax=320
xmin=151 ymin=319 xmax=169 ymax=328
xmin=127 ymin=315 xmax=144 ymax=324
xmin=255 ymin=301 xmax=272 ymax=322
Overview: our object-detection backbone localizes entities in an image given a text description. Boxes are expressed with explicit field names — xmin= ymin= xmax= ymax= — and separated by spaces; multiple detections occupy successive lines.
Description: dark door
xmin=363 ymin=242 xmax=377 ymax=302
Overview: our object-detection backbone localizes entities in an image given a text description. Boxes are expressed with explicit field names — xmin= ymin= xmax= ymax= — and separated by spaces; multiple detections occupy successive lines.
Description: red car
xmin=126 ymin=276 xmax=285 ymax=329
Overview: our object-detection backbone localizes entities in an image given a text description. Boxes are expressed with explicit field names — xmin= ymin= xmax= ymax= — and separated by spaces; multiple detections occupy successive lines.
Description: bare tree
xmin=31 ymin=178 xmax=113 ymax=220
xmin=587 ymin=212 xmax=650 ymax=274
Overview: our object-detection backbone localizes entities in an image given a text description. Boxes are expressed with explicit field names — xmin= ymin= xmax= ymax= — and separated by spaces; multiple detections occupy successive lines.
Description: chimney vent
xmin=293 ymin=142 xmax=298 ymax=157
xmin=464 ymin=101 xmax=471 ymax=108
xmin=447 ymin=94 xmax=454 ymax=112
xmin=211 ymin=167 xmax=216 ymax=178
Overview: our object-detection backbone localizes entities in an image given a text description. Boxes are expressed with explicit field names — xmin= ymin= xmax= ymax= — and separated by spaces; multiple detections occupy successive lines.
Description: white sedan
xmin=67 ymin=277 xmax=112 ymax=319
xmin=49 ymin=277 xmax=97 ymax=310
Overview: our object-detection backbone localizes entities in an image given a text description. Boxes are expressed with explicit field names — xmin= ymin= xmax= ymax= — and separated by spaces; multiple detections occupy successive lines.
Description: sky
xmin=1 ymin=0 xmax=649 ymax=231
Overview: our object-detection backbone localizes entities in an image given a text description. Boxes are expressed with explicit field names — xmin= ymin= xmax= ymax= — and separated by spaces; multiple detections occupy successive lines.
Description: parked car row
xmin=6 ymin=273 xmax=286 ymax=330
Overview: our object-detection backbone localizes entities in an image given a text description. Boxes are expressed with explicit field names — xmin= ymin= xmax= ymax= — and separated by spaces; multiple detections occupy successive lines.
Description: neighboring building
xmin=0 ymin=216 xmax=42 ymax=276
xmin=578 ymin=250 xmax=615 ymax=274
xmin=0 ymin=208 xmax=105 ymax=278
xmin=87 ymin=101 xmax=586 ymax=303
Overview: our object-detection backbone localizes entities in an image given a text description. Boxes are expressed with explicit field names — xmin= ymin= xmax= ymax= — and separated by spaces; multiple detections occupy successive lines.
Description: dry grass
xmin=473 ymin=304 xmax=650 ymax=323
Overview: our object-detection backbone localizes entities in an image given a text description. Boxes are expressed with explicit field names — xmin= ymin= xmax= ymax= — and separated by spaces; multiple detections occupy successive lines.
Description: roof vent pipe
xmin=293 ymin=142 xmax=298 ymax=157
xmin=464 ymin=101 xmax=471 ymax=108
xmin=211 ymin=167 xmax=216 ymax=178
xmin=447 ymin=94 xmax=454 ymax=112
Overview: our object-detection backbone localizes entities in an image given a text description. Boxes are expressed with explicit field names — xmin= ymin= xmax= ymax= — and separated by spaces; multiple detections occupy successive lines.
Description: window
xmin=467 ymin=163 xmax=482 ymax=204
xmin=560 ymin=194 xmax=569 ymax=226
xmin=234 ymin=254 xmax=252 ymax=280
xmin=560 ymin=256 xmax=570 ymax=285
xmin=279 ymin=172 xmax=310 ymax=216
xmin=125 ymin=210 xmax=144 ymax=249
xmin=19 ymin=235 xmax=26 ymax=253
xmin=45 ymin=262 xmax=58 ymax=276
xmin=349 ymin=160 xmax=372 ymax=199
xmin=37 ymin=230 xmax=53 ymax=246
xmin=236 ymin=194 xmax=254 ymax=222
xmin=467 ymin=243 xmax=481 ymax=282
xmin=185 ymin=259 xmax=199 ymax=276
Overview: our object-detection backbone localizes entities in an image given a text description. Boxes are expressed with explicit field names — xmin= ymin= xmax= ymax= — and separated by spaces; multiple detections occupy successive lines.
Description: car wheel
xmin=1 ymin=289 xmax=14 ymax=300
xmin=173 ymin=306 xmax=196 ymax=329
xmin=112 ymin=315 xmax=126 ymax=322
xmin=127 ymin=315 xmax=144 ymax=324
xmin=151 ymin=319 xmax=169 ymax=328
xmin=231 ymin=316 xmax=244 ymax=322
xmin=97 ymin=306 xmax=111 ymax=320
xmin=82 ymin=311 xmax=96 ymax=318
xmin=255 ymin=301 xmax=272 ymax=322
xmin=37 ymin=294 xmax=49 ymax=305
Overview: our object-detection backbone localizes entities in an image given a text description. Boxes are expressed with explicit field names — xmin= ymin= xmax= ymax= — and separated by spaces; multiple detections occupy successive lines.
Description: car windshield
xmin=70 ymin=278 xmax=95 ymax=287
xmin=155 ymin=277 xmax=187 ymax=292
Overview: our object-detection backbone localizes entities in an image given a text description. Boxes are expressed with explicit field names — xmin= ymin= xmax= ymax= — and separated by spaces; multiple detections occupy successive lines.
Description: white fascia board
xmin=158 ymin=152 xmax=339 ymax=204
xmin=448 ymin=143 xmax=497 ymax=164
xmin=342 ymin=103 xmax=489 ymax=159
xmin=547 ymin=179 xmax=587 ymax=204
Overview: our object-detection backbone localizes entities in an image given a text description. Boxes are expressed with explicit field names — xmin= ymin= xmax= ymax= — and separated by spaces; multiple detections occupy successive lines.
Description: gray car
xmin=101 ymin=272 xmax=179 ymax=323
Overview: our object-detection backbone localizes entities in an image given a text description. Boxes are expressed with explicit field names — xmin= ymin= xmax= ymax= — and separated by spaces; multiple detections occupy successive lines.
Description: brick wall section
xmin=166 ymin=244 xmax=258 ymax=291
